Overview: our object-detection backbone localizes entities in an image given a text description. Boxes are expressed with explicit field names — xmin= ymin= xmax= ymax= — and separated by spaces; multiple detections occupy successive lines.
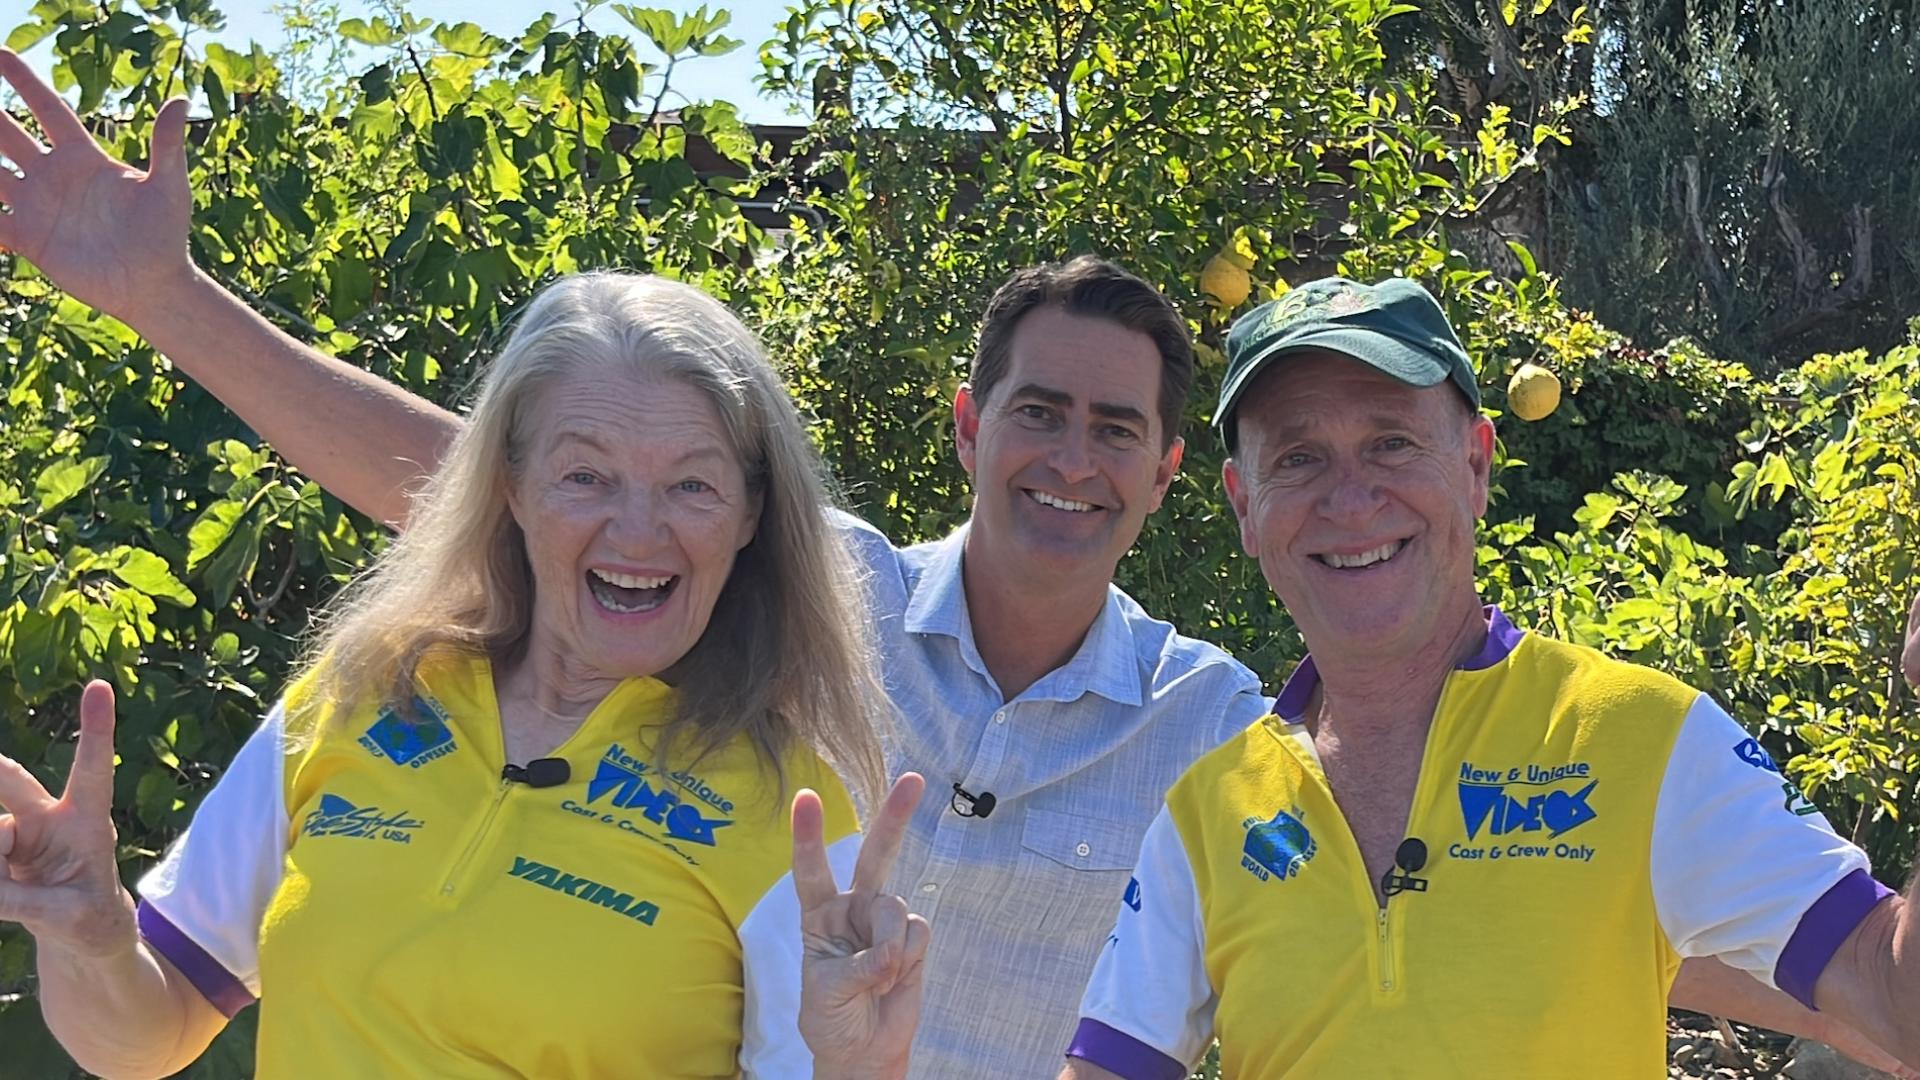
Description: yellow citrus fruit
xmin=1507 ymin=363 xmax=1562 ymax=422
xmin=1200 ymin=253 xmax=1252 ymax=308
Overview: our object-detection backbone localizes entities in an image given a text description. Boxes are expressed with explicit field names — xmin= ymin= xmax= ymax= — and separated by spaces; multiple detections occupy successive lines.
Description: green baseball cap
xmin=1214 ymin=276 xmax=1479 ymax=451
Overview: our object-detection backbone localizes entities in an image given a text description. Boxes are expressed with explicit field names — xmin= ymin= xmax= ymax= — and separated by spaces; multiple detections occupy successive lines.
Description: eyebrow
xmin=1006 ymin=382 xmax=1151 ymax=427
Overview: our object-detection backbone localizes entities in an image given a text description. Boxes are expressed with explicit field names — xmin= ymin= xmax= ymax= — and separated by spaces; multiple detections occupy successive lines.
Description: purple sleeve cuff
xmin=1773 ymin=868 xmax=1896 ymax=1010
xmin=137 ymin=901 xmax=257 ymax=1019
xmin=1066 ymin=1018 xmax=1188 ymax=1080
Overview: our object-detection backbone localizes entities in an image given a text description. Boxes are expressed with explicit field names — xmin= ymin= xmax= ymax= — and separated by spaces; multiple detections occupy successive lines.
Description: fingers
xmin=903 ymin=912 xmax=930 ymax=969
xmin=148 ymin=97 xmax=189 ymax=186
xmin=850 ymin=772 xmax=925 ymax=895
xmin=0 ymin=813 xmax=14 ymax=858
xmin=63 ymin=681 xmax=118 ymax=814
xmin=1903 ymin=591 xmax=1920 ymax=690
xmin=0 ymin=753 xmax=54 ymax=815
xmin=791 ymin=788 xmax=837 ymax=912
xmin=0 ymin=50 xmax=92 ymax=148
xmin=0 ymin=109 xmax=45 ymax=167
xmin=0 ymin=876 xmax=58 ymax=927
xmin=851 ymin=893 xmax=911 ymax=992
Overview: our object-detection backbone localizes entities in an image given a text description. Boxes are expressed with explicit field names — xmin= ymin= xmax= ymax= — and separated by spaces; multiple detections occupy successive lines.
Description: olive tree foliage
xmin=1552 ymin=0 xmax=1920 ymax=365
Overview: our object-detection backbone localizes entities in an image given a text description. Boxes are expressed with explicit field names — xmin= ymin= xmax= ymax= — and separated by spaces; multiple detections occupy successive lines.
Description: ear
xmin=736 ymin=486 xmax=764 ymax=552
xmin=954 ymin=383 xmax=982 ymax=476
xmin=503 ymin=470 xmax=528 ymax=527
xmin=1466 ymin=415 xmax=1496 ymax=519
xmin=1145 ymin=435 xmax=1185 ymax=514
xmin=1222 ymin=456 xmax=1259 ymax=558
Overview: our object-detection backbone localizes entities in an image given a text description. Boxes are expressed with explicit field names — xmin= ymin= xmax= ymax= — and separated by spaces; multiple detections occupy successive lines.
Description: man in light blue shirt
xmin=820 ymin=259 xmax=1268 ymax=1074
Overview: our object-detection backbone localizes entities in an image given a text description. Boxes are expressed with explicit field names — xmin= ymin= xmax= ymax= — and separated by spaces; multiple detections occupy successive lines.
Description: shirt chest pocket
xmin=1020 ymin=807 xmax=1146 ymax=872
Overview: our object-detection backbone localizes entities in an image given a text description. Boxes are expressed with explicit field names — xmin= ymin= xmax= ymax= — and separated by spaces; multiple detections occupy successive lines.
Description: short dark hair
xmin=970 ymin=256 xmax=1194 ymax=449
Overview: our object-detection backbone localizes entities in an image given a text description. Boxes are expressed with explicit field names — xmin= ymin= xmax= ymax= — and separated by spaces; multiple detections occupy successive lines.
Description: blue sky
xmin=0 ymin=0 xmax=803 ymax=120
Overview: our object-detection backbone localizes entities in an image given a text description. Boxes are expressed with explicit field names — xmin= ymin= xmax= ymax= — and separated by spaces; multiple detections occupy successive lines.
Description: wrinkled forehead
xmin=522 ymin=367 xmax=738 ymax=458
xmin=1233 ymin=350 xmax=1443 ymax=442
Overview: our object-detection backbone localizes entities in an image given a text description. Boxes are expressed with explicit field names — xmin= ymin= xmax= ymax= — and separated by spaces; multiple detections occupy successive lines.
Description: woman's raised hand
xmin=791 ymin=773 xmax=930 ymax=1080
xmin=0 ymin=681 xmax=137 ymax=960
xmin=0 ymin=50 xmax=193 ymax=322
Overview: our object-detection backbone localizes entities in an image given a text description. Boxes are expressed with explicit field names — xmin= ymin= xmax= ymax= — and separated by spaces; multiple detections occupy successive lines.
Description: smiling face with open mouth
xmin=508 ymin=368 xmax=760 ymax=689
xmin=1224 ymin=350 xmax=1493 ymax=660
xmin=956 ymin=306 xmax=1183 ymax=594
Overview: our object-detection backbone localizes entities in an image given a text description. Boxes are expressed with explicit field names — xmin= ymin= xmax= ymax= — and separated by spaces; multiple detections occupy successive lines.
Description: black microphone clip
xmin=950 ymin=782 xmax=997 ymax=819
xmin=1380 ymin=837 xmax=1430 ymax=897
xmin=502 ymin=757 xmax=572 ymax=789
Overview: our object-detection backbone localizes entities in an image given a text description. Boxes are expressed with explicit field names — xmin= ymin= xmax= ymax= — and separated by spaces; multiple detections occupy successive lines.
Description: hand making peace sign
xmin=0 ymin=681 xmax=138 ymax=961
xmin=791 ymin=772 xmax=931 ymax=1080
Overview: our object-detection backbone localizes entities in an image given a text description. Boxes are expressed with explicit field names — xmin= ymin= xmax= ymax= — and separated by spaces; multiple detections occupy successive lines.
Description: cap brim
xmin=1214 ymin=327 xmax=1454 ymax=435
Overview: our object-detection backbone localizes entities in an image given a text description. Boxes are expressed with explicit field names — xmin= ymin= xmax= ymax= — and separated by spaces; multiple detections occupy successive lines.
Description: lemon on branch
xmin=1507 ymin=363 xmax=1562 ymax=422
xmin=1200 ymin=253 xmax=1252 ymax=308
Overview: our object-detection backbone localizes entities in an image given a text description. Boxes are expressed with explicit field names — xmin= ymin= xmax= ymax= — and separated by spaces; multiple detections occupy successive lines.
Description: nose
xmin=1046 ymin=427 xmax=1098 ymax=485
xmin=1316 ymin=459 xmax=1386 ymax=525
xmin=603 ymin=487 xmax=670 ymax=549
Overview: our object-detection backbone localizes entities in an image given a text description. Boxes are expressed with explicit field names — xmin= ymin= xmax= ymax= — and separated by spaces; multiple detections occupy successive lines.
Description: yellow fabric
xmin=253 ymin=654 xmax=856 ymax=1078
xmin=1174 ymin=633 xmax=1698 ymax=1078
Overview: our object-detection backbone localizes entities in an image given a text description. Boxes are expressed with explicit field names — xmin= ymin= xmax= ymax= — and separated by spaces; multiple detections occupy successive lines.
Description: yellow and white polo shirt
xmin=135 ymin=652 xmax=860 ymax=1078
xmin=1070 ymin=608 xmax=1890 ymax=1079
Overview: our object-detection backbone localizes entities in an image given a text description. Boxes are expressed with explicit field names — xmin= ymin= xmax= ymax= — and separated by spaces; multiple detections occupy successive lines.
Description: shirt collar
xmin=1273 ymin=605 xmax=1524 ymax=722
xmin=903 ymin=522 xmax=1144 ymax=707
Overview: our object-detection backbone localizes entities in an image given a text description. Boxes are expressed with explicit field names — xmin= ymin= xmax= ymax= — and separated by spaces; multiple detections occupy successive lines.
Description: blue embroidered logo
xmin=300 ymin=793 xmax=424 ymax=844
xmin=1734 ymin=738 xmax=1819 ymax=816
xmin=583 ymin=745 xmax=733 ymax=846
xmin=1734 ymin=737 xmax=1779 ymax=773
xmin=1241 ymin=807 xmax=1317 ymax=883
xmin=1123 ymin=877 xmax=1142 ymax=912
xmin=358 ymin=697 xmax=457 ymax=768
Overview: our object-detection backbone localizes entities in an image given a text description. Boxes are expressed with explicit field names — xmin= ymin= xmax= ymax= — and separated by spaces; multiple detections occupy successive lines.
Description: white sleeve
xmin=736 ymin=833 xmax=862 ymax=1080
xmin=134 ymin=702 xmax=291 ymax=1016
xmin=1652 ymin=694 xmax=1892 ymax=1007
xmin=1068 ymin=805 xmax=1215 ymax=1080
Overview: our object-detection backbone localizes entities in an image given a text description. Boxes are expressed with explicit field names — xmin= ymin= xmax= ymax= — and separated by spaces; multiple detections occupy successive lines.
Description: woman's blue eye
xmin=566 ymin=471 xmax=598 ymax=485
xmin=678 ymin=479 xmax=714 ymax=494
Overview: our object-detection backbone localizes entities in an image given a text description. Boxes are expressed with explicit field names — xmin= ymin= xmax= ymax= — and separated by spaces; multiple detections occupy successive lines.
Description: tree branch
xmin=1676 ymin=155 xmax=1734 ymax=315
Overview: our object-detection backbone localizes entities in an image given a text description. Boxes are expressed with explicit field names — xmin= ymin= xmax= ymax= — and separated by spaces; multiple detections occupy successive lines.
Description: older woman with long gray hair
xmin=0 ymin=270 xmax=924 ymax=1078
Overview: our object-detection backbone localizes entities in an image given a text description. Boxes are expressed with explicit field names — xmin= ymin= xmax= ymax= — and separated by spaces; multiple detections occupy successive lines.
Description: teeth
xmin=1029 ymin=491 xmax=1097 ymax=513
xmin=591 ymin=568 xmax=674 ymax=590
xmin=1320 ymin=542 xmax=1403 ymax=569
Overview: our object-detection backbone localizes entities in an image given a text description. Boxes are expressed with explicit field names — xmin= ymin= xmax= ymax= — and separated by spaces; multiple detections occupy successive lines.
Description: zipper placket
xmin=1376 ymin=905 xmax=1395 ymax=991
xmin=1371 ymin=675 xmax=1458 ymax=997
xmin=440 ymin=777 xmax=514 ymax=897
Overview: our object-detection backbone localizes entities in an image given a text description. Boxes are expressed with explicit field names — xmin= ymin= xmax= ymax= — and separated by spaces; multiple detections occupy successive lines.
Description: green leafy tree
xmin=755 ymin=0 xmax=1585 ymax=674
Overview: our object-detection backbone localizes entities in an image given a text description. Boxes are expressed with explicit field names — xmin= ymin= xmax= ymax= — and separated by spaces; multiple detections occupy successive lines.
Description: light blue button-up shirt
xmin=839 ymin=515 xmax=1270 ymax=1079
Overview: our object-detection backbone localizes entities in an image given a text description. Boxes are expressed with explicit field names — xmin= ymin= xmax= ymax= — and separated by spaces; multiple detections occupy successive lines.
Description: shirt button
xmin=920 ymin=882 xmax=939 ymax=894
xmin=1076 ymin=842 xmax=1091 ymax=858
xmin=994 ymin=710 xmax=1007 ymax=725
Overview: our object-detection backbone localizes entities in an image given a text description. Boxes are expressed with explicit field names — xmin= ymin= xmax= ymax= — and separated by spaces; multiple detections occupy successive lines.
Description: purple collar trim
xmin=1273 ymin=605 xmax=1524 ymax=722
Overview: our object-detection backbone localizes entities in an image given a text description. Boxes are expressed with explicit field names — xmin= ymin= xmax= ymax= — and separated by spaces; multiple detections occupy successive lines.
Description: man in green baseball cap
xmin=1048 ymin=276 xmax=1920 ymax=1080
